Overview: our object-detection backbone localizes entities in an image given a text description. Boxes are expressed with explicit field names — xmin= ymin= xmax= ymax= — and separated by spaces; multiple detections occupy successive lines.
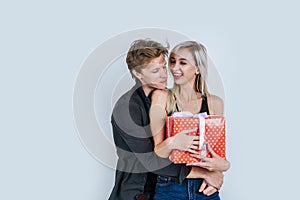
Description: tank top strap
xmin=173 ymin=94 xmax=180 ymax=112
xmin=199 ymin=94 xmax=210 ymax=115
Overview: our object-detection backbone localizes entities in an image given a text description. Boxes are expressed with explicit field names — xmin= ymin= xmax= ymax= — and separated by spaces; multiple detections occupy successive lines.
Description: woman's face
xmin=169 ymin=48 xmax=198 ymax=86
xmin=137 ymin=54 xmax=168 ymax=90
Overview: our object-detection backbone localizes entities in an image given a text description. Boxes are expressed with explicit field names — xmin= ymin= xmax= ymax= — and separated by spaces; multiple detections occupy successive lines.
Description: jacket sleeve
xmin=112 ymin=101 xmax=191 ymax=183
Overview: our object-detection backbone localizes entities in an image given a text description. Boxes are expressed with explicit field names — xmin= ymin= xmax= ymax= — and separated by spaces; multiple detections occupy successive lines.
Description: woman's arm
xmin=150 ymin=90 xmax=198 ymax=158
xmin=150 ymin=89 xmax=172 ymax=158
xmin=192 ymin=94 xmax=230 ymax=172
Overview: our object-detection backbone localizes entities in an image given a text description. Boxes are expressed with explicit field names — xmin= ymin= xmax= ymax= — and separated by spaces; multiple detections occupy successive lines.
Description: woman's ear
xmin=194 ymin=66 xmax=200 ymax=75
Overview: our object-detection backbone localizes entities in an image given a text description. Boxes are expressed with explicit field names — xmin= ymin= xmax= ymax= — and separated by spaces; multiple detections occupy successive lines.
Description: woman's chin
xmin=174 ymin=80 xmax=183 ymax=85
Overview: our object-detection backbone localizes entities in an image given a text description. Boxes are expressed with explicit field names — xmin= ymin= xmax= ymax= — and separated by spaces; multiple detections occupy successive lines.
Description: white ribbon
xmin=171 ymin=111 xmax=207 ymax=118
xmin=171 ymin=111 xmax=208 ymax=159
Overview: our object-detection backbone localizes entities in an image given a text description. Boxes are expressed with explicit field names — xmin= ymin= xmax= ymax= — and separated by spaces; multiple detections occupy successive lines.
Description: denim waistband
xmin=157 ymin=175 xmax=181 ymax=183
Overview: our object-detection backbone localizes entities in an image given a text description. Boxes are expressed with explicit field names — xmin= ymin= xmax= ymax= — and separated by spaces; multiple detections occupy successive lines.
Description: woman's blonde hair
xmin=167 ymin=41 xmax=209 ymax=113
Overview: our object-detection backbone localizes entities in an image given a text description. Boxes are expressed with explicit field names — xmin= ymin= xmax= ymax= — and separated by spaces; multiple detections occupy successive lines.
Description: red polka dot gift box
xmin=166 ymin=112 xmax=226 ymax=164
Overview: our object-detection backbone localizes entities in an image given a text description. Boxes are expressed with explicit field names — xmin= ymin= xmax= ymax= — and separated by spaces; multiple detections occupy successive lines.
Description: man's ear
xmin=132 ymin=69 xmax=142 ymax=81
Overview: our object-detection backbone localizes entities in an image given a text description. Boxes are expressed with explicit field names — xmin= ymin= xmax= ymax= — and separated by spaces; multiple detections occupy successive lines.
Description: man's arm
xmin=112 ymin=117 xmax=191 ymax=182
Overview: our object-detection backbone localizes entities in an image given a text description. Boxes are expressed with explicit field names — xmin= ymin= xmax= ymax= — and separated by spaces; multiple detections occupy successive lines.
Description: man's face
xmin=136 ymin=54 xmax=168 ymax=90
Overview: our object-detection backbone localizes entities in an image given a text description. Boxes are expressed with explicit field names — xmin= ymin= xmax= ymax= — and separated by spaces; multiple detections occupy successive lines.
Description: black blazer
xmin=108 ymin=83 xmax=191 ymax=200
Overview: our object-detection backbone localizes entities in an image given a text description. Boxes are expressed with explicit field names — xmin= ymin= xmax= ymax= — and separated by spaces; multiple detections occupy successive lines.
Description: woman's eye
xmin=180 ymin=62 xmax=186 ymax=65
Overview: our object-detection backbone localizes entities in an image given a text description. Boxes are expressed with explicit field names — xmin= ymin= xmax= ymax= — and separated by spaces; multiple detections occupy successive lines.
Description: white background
xmin=1 ymin=0 xmax=300 ymax=199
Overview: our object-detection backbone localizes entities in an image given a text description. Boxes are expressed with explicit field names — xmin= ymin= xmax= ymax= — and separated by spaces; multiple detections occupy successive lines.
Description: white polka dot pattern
xmin=166 ymin=116 xmax=226 ymax=164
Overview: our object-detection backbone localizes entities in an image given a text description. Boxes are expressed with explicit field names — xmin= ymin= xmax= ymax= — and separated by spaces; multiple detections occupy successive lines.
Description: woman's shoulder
xmin=207 ymin=94 xmax=223 ymax=104
xmin=206 ymin=94 xmax=224 ymax=115
xmin=152 ymin=88 xmax=170 ymax=98
xmin=151 ymin=89 xmax=170 ymax=105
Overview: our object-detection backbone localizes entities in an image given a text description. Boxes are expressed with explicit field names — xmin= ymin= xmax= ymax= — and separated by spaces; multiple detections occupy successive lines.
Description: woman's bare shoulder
xmin=207 ymin=94 xmax=224 ymax=115
xmin=152 ymin=89 xmax=169 ymax=99
xmin=208 ymin=94 xmax=223 ymax=105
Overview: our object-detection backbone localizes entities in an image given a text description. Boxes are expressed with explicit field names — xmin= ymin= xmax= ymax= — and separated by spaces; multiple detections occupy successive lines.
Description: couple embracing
xmin=109 ymin=39 xmax=230 ymax=200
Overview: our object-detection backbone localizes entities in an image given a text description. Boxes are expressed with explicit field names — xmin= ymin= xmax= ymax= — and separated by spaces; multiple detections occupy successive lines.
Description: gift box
xmin=166 ymin=113 xmax=226 ymax=164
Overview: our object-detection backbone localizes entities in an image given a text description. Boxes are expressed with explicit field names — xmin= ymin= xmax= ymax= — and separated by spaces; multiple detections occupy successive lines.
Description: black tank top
xmin=174 ymin=94 xmax=210 ymax=115
xmin=199 ymin=95 xmax=210 ymax=114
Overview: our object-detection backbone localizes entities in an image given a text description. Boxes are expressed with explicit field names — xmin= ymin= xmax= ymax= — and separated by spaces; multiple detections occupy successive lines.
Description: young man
xmin=109 ymin=39 xmax=223 ymax=200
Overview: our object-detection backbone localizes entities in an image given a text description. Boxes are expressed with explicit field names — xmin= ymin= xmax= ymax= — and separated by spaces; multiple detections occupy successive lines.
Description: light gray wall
xmin=1 ymin=0 xmax=300 ymax=200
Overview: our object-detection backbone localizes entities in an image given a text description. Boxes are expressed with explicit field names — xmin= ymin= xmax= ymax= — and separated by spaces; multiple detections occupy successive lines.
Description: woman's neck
xmin=178 ymin=83 xmax=198 ymax=102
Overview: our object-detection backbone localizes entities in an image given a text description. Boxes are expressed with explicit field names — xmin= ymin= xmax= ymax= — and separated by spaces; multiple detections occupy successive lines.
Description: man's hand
xmin=186 ymin=167 xmax=224 ymax=191
xmin=199 ymin=180 xmax=218 ymax=196
xmin=203 ymin=170 xmax=224 ymax=190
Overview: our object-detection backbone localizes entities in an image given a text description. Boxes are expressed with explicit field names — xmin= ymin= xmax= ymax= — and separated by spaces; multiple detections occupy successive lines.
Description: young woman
xmin=150 ymin=41 xmax=230 ymax=200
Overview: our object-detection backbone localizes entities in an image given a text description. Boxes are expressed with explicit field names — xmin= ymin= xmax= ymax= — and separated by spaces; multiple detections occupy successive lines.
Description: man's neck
xmin=142 ymin=85 xmax=153 ymax=97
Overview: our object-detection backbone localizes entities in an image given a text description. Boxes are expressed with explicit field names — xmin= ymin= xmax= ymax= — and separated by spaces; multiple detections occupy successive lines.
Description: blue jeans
xmin=154 ymin=175 xmax=220 ymax=200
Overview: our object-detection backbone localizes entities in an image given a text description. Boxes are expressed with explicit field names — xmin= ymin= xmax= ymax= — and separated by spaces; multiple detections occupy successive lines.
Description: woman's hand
xmin=187 ymin=143 xmax=230 ymax=172
xmin=169 ymin=128 xmax=199 ymax=151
